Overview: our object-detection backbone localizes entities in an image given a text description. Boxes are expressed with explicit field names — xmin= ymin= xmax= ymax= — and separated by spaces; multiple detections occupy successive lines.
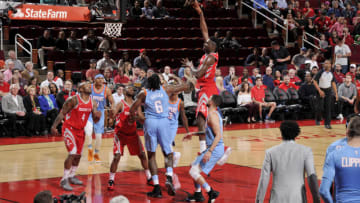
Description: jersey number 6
xmin=155 ymin=100 xmax=163 ymax=113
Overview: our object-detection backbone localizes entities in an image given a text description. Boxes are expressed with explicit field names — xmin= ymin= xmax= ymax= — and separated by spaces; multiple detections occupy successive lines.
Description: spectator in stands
xmin=260 ymin=48 xmax=270 ymax=66
xmin=86 ymin=59 xmax=99 ymax=82
xmin=274 ymin=70 xmax=282 ymax=87
xmin=10 ymin=75 xmax=26 ymax=97
xmin=5 ymin=50 xmax=24 ymax=71
xmin=292 ymin=47 xmax=308 ymax=69
xmin=319 ymin=34 xmax=331 ymax=59
xmin=112 ymin=85 xmax=124 ymax=105
xmin=1 ymin=84 xmax=27 ymax=137
xmin=183 ymin=67 xmax=193 ymax=82
xmin=56 ymin=80 xmax=75 ymax=109
xmin=337 ymin=74 xmax=357 ymax=120
xmin=55 ymin=31 xmax=68 ymax=52
xmin=311 ymin=66 xmax=319 ymax=77
xmin=304 ymin=18 xmax=316 ymax=47
xmin=98 ymin=36 xmax=117 ymax=52
xmin=0 ymin=72 xmax=9 ymax=98
xmin=237 ymin=82 xmax=257 ymax=123
xmin=124 ymin=62 xmax=133 ymax=78
xmin=37 ymin=29 xmax=55 ymax=70
xmin=302 ymin=1 xmax=315 ymax=18
xmin=313 ymin=59 xmax=338 ymax=129
xmin=131 ymin=1 xmax=143 ymax=19
xmin=114 ymin=65 xmax=130 ymax=85
xmin=83 ymin=30 xmax=100 ymax=51
xmin=104 ymin=67 xmax=115 ymax=90
xmin=334 ymin=63 xmax=345 ymax=84
xmin=250 ymin=68 xmax=260 ymax=84
xmin=4 ymin=61 xmax=15 ymax=82
xmin=245 ymin=47 xmax=263 ymax=67
xmin=329 ymin=17 xmax=346 ymax=36
xmin=298 ymin=72 xmax=317 ymax=110
xmin=215 ymin=68 xmax=221 ymax=77
xmin=328 ymin=1 xmax=342 ymax=17
xmin=304 ymin=53 xmax=319 ymax=70
xmin=314 ymin=11 xmax=331 ymax=33
xmin=279 ymin=75 xmax=299 ymax=91
xmin=162 ymin=66 xmax=171 ymax=82
xmin=131 ymin=67 xmax=141 ymax=83
xmin=329 ymin=30 xmax=339 ymax=47
xmin=48 ymin=83 xmax=59 ymax=99
xmin=282 ymin=2 xmax=296 ymax=17
xmin=240 ymin=77 xmax=254 ymax=89
xmin=343 ymin=3 xmax=355 ymax=19
xmin=334 ymin=36 xmax=352 ymax=74
xmin=96 ymin=51 xmax=116 ymax=71
xmin=221 ymin=31 xmax=242 ymax=50
xmin=224 ymin=66 xmax=235 ymax=86
xmin=210 ymin=31 xmax=221 ymax=50
xmin=269 ymin=40 xmax=291 ymax=74
xmin=12 ymin=69 xmax=26 ymax=88
xmin=346 ymin=64 xmax=356 ymax=81
xmin=276 ymin=0 xmax=288 ymax=9
xmin=251 ymin=77 xmax=276 ymax=122
xmin=142 ymin=0 xmax=154 ymax=19
xmin=54 ymin=69 xmax=64 ymax=90
xmin=28 ymin=76 xmax=40 ymax=94
xmin=216 ymin=76 xmax=225 ymax=92
xmin=153 ymin=0 xmax=170 ymax=19
xmin=41 ymin=71 xmax=57 ymax=89
xmin=262 ymin=67 xmax=275 ymax=90
xmin=38 ymin=85 xmax=59 ymax=131
xmin=21 ymin=62 xmax=39 ymax=84
xmin=67 ymin=30 xmax=82 ymax=53
xmin=239 ymin=67 xmax=251 ymax=84
xmin=320 ymin=1 xmax=330 ymax=14
xmin=343 ymin=27 xmax=354 ymax=46
xmin=23 ymin=85 xmax=46 ymax=136
xmin=225 ymin=76 xmax=240 ymax=95
xmin=133 ymin=49 xmax=151 ymax=71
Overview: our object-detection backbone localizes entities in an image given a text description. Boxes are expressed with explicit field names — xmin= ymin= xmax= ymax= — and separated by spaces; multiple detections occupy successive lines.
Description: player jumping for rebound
xmin=184 ymin=95 xmax=224 ymax=202
xmin=107 ymin=85 xmax=152 ymax=190
xmin=85 ymin=74 xmax=114 ymax=162
xmin=182 ymin=0 xmax=231 ymax=163
xmin=130 ymin=74 xmax=194 ymax=197
xmin=51 ymin=82 xmax=101 ymax=191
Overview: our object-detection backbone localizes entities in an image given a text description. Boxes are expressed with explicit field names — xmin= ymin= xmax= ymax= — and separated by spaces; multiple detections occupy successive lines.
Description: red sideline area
xmin=0 ymin=120 xmax=344 ymax=146
xmin=0 ymin=164 xmax=319 ymax=202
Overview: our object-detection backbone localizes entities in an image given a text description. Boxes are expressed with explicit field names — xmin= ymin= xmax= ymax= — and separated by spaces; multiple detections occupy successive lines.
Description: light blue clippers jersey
xmin=144 ymin=86 xmax=169 ymax=119
xmin=168 ymin=98 xmax=181 ymax=125
xmin=205 ymin=111 xmax=224 ymax=147
xmin=91 ymin=84 xmax=107 ymax=111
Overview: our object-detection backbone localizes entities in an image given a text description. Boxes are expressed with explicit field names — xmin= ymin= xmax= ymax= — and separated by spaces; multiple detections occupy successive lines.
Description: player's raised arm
xmin=192 ymin=0 xmax=209 ymax=42
xmin=130 ymin=90 xmax=146 ymax=118
xmin=164 ymin=81 xmax=194 ymax=96
xmin=51 ymin=96 xmax=77 ymax=135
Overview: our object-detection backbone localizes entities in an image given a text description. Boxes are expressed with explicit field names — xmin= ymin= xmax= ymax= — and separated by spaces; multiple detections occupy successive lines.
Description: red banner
xmin=8 ymin=4 xmax=91 ymax=22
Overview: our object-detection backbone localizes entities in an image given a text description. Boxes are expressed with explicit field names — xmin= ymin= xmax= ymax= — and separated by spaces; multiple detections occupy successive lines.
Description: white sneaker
xmin=41 ymin=66 xmax=47 ymax=70
xmin=336 ymin=114 xmax=344 ymax=120
xmin=173 ymin=152 xmax=181 ymax=167
xmin=217 ymin=146 xmax=232 ymax=166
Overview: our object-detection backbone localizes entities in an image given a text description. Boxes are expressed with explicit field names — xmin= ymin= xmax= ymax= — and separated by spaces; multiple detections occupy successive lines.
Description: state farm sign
xmin=9 ymin=4 xmax=90 ymax=22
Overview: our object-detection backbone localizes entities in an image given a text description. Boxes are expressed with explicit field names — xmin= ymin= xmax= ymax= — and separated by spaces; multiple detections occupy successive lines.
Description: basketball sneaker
xmin=108 ymin=180 xmax=114 ymax=191
xmin=60 ymin=179 xmax=73 ymax=191
xmin=147 ymin=177 xmax=153 ymax=186
xmin=69 ymin=176 xmax=83 ymax=185
xmin=147 ymin=185 xmax=162 ymax=198
xmin=217 ymin=146 xmax=232 ymax=166
xmin=165 ymin=175 xmax=176 ymax=196
xmin=88 ymin=149 xmax=94 ymax=162
xmin=207 ymin=188 xmax=220 ymax=203
xmin=94 ymin=153 xmax=101 ymax=162
xmin=173 ymin=152 xmax=181 ymax=167
xmin=186 ymin=192 xmax=205 ymax=202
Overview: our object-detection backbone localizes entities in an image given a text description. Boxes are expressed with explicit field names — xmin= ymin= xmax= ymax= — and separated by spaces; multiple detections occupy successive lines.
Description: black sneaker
xmin=165 ymin=175 xmax=176 ymax=196
xmin=147 ymin=177 xmax=153 ymax=185
xmin=107 ymin=180 xmax=114 ymax=191
xmin=207 ymin=188 xmax=219 ymax=203
xmin=186 ymin=192 xmax=205 ymax=202
xmin=325 ymin=125 xmax=332 ymax=129
xmin=147 ymin=185 xmax=162 ymax=198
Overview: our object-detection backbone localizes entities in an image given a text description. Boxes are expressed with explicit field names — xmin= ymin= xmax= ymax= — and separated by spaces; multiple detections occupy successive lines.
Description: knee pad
xmin=189 ymin=164 xmax=201 ymax=180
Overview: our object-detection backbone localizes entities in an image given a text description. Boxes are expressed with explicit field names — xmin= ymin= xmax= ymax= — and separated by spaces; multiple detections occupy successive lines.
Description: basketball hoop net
xmin=103 ymin=23 xmax=123 ymax=38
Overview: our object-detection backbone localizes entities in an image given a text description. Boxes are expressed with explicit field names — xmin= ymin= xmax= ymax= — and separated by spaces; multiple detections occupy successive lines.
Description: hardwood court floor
xmin=0 ymin=120 xmax=346 ymax=202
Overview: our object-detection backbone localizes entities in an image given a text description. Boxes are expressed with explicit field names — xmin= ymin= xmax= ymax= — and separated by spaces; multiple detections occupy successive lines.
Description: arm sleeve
xmin=319 ymin=152 xmax=336 ymax=203
xmin=255 ymin=150 xmax=272 ymax=203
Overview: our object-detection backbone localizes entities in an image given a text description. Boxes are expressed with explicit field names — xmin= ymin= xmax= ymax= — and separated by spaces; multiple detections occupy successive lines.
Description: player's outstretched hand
xmin=181 ymin=58 xmax=194 ymax=68
xmin=191 ymin=0 xmax=202 ymax=14
xmin=202 ymin=151 xmax=211 ymax=163
xmin=51 ymin=126 xmax=58 ymax=136
xmin=183 ymin=133 xmax=193 ymax=141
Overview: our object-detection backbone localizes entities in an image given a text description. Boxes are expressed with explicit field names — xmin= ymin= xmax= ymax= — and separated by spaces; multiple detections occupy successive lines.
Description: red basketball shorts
xmin=113 ymin=132 xmax=144 ymax=156
xmin=62 ymin=125 xmax=85 ymax=155
xmin=196 ymin=85 xmax=219 ymax=118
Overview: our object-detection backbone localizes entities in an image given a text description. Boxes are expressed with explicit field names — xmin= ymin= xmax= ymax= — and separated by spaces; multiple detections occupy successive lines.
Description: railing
xmin=15 ymin=34 xmax=32 ymax=62
xmin=0 ymin=25 xmax=3 ymax=50
xmin=241 ymin=0 xmax=288 ymax=46
xmin=302 ymin=32 xmax=320 ymax=49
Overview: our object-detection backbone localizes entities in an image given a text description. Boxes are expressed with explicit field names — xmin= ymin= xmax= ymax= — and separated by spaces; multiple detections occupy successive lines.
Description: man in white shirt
xmin=162 ymin=66 xmax=171 ymax=83
xmin=112 ymin=85 xmax=125 ymax=105
xmin=41 ymin=71 xmax=59 ymax=89
xmin=96 ymin=51 xmax=116 ymax=71
xmin=334 ymin=37 xmax=351 ymax=74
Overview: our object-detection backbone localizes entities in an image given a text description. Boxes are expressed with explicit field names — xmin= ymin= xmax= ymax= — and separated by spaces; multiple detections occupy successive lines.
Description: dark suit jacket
xmin=38 ymin=94 xmax=58 ymax=116
xmin=23 ymin=95 xmax=41 ymax=113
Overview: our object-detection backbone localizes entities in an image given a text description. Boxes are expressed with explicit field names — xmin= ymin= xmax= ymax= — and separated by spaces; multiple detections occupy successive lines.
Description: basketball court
xmin=0 ymin=120 xmax=345 ymax=202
